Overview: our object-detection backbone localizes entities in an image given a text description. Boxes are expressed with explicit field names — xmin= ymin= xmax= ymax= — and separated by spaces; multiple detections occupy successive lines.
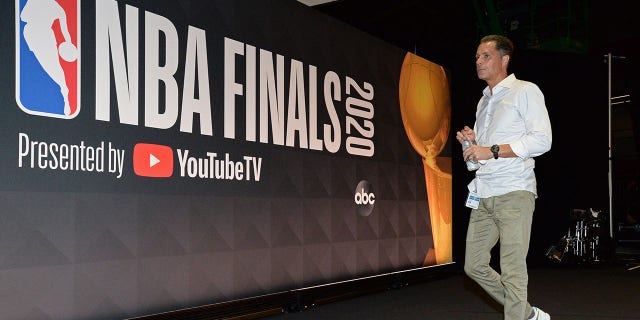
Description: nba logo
xmin=16 ymin=0 xmax=80 ymax=119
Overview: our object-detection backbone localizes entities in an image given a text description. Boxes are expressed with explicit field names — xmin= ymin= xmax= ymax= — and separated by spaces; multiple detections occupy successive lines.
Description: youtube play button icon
xmin=133 ymin=143 xmax=174 ymax=177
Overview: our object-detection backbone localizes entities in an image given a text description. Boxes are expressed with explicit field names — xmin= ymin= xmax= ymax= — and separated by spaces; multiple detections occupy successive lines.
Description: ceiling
xmin=298 ymin=0 xmax=640 ymax=59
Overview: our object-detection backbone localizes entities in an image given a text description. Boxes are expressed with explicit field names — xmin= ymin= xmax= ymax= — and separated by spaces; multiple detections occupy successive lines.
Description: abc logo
xmin=354 ymin=180 xmax=375 ymax=216
xmin=354 ymin=188 xmax=376 ymax=205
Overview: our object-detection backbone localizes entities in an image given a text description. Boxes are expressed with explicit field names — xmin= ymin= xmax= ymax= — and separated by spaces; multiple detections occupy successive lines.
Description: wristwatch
xmin=490 ymin=144 xmax=499 ymax=159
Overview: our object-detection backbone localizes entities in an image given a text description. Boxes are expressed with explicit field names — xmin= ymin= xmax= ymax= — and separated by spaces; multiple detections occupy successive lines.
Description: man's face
xmin=475 ymin=41 xmax=507 ymax=82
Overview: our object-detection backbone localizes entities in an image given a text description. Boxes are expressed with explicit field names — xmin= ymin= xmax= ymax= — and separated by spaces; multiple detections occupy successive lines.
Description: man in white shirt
xmin=456 ymin=34 xmax=552 ymax=320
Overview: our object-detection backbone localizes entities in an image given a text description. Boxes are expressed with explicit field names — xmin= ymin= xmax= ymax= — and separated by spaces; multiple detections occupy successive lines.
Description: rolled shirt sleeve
xmin=508 ymin=83 xmax=552 ymax=159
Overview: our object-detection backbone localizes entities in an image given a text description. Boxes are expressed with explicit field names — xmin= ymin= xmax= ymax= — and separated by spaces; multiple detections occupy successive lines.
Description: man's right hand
xmin=456 ymin=126 xmax=476 ymax=144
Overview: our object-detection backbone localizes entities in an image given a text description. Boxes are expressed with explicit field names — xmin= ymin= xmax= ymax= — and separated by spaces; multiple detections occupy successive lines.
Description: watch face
xmin=491 ymin=145 xmax=499 ymax=158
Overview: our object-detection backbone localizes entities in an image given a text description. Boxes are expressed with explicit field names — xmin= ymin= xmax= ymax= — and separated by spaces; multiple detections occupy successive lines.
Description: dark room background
xmin=312 ymin=0 xmax=639 ymax=266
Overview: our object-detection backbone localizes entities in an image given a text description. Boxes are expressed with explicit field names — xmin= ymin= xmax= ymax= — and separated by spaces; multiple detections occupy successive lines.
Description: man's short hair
xmin=480 ymin=34 xmax=514 ymax=58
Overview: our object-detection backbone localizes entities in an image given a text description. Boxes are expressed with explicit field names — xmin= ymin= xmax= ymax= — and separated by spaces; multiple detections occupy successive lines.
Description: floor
xmin=266 ymin=259 xmax=640 ymax=320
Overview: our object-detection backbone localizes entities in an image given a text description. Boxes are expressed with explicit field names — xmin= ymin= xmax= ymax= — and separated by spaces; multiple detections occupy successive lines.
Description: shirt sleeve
xmin=509 ymin=83 xmax=552 ymax=158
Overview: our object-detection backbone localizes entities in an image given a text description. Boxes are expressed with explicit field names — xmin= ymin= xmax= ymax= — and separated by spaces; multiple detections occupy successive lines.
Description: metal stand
xmin=546 ymin=208 xmax=608 ymax=264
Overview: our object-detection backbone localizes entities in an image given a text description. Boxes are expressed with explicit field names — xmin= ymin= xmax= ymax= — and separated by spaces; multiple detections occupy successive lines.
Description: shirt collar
xmin=483 ymin=73 xmax=517 ymax=97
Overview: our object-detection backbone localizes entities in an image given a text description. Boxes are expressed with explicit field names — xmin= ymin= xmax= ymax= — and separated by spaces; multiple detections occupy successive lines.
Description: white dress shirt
xmin=468 ymin=74 xmax=552 ymax=198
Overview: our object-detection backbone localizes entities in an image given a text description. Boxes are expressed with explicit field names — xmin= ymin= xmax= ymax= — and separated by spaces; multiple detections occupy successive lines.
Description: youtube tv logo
xmin=133 ymin=143 xmax=174 ymax=178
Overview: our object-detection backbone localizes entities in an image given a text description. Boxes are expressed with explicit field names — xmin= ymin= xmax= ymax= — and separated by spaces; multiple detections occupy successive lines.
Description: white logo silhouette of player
xmin=20 ymin=0 xmax=77 ymax=115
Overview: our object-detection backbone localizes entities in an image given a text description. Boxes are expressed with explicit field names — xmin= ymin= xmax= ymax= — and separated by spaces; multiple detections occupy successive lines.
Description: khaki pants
xmin=464 ymin=190 xmax=535 ymax=320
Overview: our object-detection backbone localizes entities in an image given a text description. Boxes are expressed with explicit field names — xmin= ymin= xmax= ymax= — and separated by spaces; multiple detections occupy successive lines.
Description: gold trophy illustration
xmin=398 ymin=52 xmax=452 ymax=265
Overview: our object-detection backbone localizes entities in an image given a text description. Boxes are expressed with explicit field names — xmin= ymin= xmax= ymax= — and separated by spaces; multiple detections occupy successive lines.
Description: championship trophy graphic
xmin=399 ymin=52 xmax=452 ymax=265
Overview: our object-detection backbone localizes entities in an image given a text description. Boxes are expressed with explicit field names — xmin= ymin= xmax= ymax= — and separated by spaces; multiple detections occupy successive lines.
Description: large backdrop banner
xmin=0 ymin=0 xmax=452 ymax=319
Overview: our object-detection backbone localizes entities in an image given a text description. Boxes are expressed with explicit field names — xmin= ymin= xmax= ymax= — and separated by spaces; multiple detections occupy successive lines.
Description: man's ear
xmin=502 ymin=54 xmax=510 ymax=67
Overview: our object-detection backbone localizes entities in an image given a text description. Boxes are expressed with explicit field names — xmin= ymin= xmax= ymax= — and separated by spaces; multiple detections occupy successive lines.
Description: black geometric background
xmin=0 ymin=1 xmax=439 ymax=319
